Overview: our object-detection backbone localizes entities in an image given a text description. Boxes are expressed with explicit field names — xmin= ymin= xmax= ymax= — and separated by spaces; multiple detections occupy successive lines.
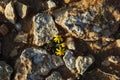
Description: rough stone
xmin=84 ymin=69 xmax=120 ymax=80
xmin=0 ymin=61 xmax=13 ymax=80
xmin=15 ymin=2 xmax=28 ymax=18
xmin=63 ymin=50 xmax=75 ymax=72
xmin=54 ymin=6 xmax=119 ymax=47
xmin=51 ymin=55 xmax=64 ymax=69
xmin=47 ymin=0 xmax=56 ymax=9
xmin=101 ymin=56 xmax=120 ymax=77
xmin=5 ymin=1 xmax=16 ymax=24
xmin=66 ymin=37 xmax=75 ymax=50
xmin=0 ymin=24 xmax=9 ymax=36
xmin=14 ymin=55 xmax=32 ymax=80
xmin=75 ymin=55 xmax=95 ymax=75
xmin=46 ymin=71 xmax=63 ymax=80
xmin=0 ymin=5 xmax=4 ymax=14
xmin=15 ymin=48 xmax=64 ymax=80
xmin=32 ymin=13 xmax=58 ymax=46
xmin=14 ymin=31 xmax=28 ymax=43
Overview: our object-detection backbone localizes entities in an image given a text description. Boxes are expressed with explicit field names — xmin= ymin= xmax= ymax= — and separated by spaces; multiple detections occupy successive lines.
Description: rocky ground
xmin=0 ymin=0 xmax=120 ymax=80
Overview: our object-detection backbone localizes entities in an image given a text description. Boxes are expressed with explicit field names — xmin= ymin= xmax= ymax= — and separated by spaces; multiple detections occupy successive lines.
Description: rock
xmin=10 ymin=46 xmax=20 ymax=57
xmin=0 ymin=24 xmax=9 ymax=36
xmin=66 ymin=37 xmax=75 ymax=50
xmin=63 ymin=50 xmax=75 ymax=72
xmin=15 ymin=2 xmax=28 ymax=18
xmin=46 ymin=71 xmax=63 ymax=80
xmin=15 ymin=23 xmax=22 ymax=31
xmin=15 ymin=48 xmax=64 ymax=80
xmin=64 ymin=0 xmax=70 ymax=3
xmin=47 ymin=0 xmax=56 ymax=9
xmin=51 ymin=55 xmax=64 ymax=69
xmin=32 ymin=13 xmax=58 ymax=46
xmin=101 ymin=56 xmax=120 ymax=77
xmin=115 ymin=39 xmax=120 ymax=48
xmin=54 ymin=6 xmax=119 ymax=45
xmin=5 ymin=1 xmax=16 ymax=24
xmin=75 ymin=55 xmax=95 ymax=75
xmin=14 ymin=56 xmax=32 ymax=80
xmin=14 ymin=31 xmax=28 ymax=43
xmin=84 ymin=69 xmax=120 ymax=80
xmin=0 ymin=5 xmax=4 ymax=14
xmin=0 ymin=61 xmax=13 ymax=80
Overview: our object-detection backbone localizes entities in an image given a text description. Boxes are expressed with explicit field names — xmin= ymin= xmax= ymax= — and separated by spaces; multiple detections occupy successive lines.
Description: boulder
xmin=32 ymin=13 xmax=58 ymax=46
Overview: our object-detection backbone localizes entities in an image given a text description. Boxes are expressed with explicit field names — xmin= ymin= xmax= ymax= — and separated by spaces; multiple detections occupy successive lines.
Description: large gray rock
xmin=0 ymin=61 xmax=13 ymax=80
xmin=15 ymin=48 xmax=64 ymax=80
xmin=5 ymin=1 xmax=16 ymax=24
xmin=63 ymin=50 xmax=75 ymax=72
xmin=75 ymin=55 xmax=95 ymax=75
xmin=15 ymin=2 xmax=28 ymax=18
xmin=46 ymin=71 xmax=63 ymax=80
xmin=54 ymin=7 xmax=119 ymax=47
xmin=32 ymin=13 xmax=58 ymax=46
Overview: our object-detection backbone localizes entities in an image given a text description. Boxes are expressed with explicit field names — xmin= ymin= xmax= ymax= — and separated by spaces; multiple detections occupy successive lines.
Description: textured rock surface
xmin=75 ymin=55 xmax=94 ymax=75
xmin=0 ymin=61 xmax=13 ymax=80
xmin=84 ymin=69 xmax=120 ymax=80
xmin=15 ymin=48 xmax=64 ymax=80
xmin=54 ymin=5 xmax=120 ymax=49
xmin=101 ymin=56 xmax=120 ymax=77
xmin=32 ymin=13 xmax=58 ymax=46
xmin=46 ymin=71 xmax=63 ymax=80
xmin=66 ymin=37 xmax=75 ymax=50
xmin=63 ymin=50 xmax=75 ymax=72
xmin=15 ymin=1 xmax=28 ymax=18
xmin=14 ymin=31 xmax=28 ymax=43
xmin=5 ymin=1 xmax=16 ymax=24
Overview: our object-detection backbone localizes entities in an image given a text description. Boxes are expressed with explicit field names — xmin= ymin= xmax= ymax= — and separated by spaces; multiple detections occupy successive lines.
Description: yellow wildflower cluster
xmin=53 ymin=34 xmax=63 ymax=43
xmin=53 ymin=34 xmax=66 ymax=56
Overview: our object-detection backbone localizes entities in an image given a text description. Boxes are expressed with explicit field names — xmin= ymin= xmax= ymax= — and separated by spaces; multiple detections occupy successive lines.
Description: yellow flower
xmin=53 ymin=34 xmax=63 ymax=43
xmin=60 ymin=42 xmax=66 ymax=48
xmin=55 ymin=47 xmax=65 ymax=56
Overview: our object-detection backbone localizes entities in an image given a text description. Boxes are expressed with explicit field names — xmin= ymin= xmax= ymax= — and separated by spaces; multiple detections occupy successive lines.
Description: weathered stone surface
xmin=5 ymin=1 xmax=16 ymax=24
xmin=0 ymin=5 xmax=4 ymax=14
xmin=84 ymin=69 xmax=120 ymax=80
xmin=32 ymin=13 xmax=58 ymax=46
xmin=15 ymin=55 xmax=32 ymax=80
xmin=47 ymin=0 xmax=56 ymax=9
xmin=75 ymin=55 xmax=94 ymax=75
xmin=46 ymin=71 xmax=63 ymax=80
xmin=66 ymin=37 xmax=75 ymax=50
xmin=0 ymin=61 xmax=13 ymax=80
xmin=101 ymin=56 xmax=120 ymax=77
xmin=54 ymin=6 xmax=119 ymax=49
xmin=14 ymin=31 xmax=28 ymax=43
xmin=51 ymin=55 xmax=64 ymax=69
xmin=15 ymin=48 xmax=64 ymax=80
xmin=63 ymin=50 xmax=75 ymax=72
xmin=15 ymin=2 xmax=28 ymax=18
xmin=0 ymin=24 xmax=9 ymax=36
